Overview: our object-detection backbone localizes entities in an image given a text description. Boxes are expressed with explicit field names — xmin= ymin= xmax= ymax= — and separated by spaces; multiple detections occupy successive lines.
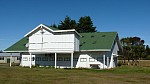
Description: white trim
xmin=3 ymin=51 xmax=28 ymax=53
xmin=54 ymin=29 xmax=81 ymax=37
xmin=24 ymin=24 xmax=53 ymax=37
xmin=24 ymin=24 xmax=81 ymax=37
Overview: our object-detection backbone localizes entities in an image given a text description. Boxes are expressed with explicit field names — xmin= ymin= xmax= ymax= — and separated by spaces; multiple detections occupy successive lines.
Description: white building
xmin=0 ymin=53 xmax=20 ymax=63
xmin=4 ymin=24 xmax=122 ymax=69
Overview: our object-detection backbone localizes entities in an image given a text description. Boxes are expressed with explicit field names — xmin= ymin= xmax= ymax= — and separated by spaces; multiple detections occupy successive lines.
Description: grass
xmin=0 ymin=60 xmax=150 ymax=84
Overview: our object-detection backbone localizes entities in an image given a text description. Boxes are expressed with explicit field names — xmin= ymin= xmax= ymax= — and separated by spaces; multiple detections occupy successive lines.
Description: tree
xmin=50 ymin=24 xmax=57 ymax=28
xmin=58 ymin=16 xmax=77 ymax=30
xmin=120 ymin=37 xmax=146 ymax=65
xmin=146 ymin=45 xmax=150 ymax=55
xmin=77 ymin=16 xmax=96 ymax=33
xmin=51 ymin=16 xmax=97 ymax=33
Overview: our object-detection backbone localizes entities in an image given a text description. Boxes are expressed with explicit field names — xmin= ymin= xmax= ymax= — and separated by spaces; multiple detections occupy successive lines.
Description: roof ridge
xmin=79 ymin=32 xmax=117 ymax=34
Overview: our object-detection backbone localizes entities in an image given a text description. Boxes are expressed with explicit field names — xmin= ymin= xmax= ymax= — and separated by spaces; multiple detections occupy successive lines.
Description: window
xmin=42 ymin=57 xmax=48 ymax=61
xmin=80 ymin=58 xmax=87 ymax=62
xmin=36 ymin=57 xmax=41 ymax=61
xmin=89 ymin=58 xmax=95 ymax=62
xmin=57 ymin=57 xmax=63 ymax=61
xmin=49 ymin=57 xmax=54 ymax=61
xmin=97 ymin=57 xmax=103 ymax=61
xmin=0 ymin=57 xmax=4 ymax=60
xmin=23 ymin=57 xmax=28 ymax=61
xmin=64 ymin=57 xmax=70 ymax=61
xmin=73 ymin=58 xmax=78 ymax=61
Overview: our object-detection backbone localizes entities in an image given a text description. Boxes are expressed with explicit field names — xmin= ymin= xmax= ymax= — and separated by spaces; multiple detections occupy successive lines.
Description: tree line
xmin=120 ymin=37 xmax=150 ymax=65
xmin=50 ymin=16 xmax=96 ymax=33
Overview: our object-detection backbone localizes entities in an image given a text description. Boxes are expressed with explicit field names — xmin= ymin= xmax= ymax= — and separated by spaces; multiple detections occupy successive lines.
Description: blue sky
xmin=0 ymin=0 xmax=150 ymax=50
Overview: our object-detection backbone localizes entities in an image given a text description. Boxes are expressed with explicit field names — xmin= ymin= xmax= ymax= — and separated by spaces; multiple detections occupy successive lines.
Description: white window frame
xmin=89 ymin=58 xmax=95 ymax=62
xmin=23 ymin=57 xmax=28 ymax=61
xmin=80 ymin=58 xmax=87 ymax=62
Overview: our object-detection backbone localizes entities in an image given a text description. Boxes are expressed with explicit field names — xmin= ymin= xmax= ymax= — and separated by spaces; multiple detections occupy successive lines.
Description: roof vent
xmin=83 ymin=42 xmax=86 ymax=44
xmin=91 ymin=35 xmax=94 ymax=38
xmin=92 ymin=41 xmax=96 ymax=44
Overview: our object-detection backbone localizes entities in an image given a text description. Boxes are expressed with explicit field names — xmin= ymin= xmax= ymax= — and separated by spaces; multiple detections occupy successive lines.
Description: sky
xmin=0 ymin=0 xmax=150 ymax=50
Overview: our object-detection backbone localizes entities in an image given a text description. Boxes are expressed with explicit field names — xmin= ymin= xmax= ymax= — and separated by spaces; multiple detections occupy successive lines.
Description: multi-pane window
xmin=64 ymin=57 xmax=70 ymax=61
xmin=23 ymin=57 xmax=28 ymax=61
xmin=57 ymin=57 xmax=63 ymax=61
xmin=89 ymin=58 xmax=95 ymax=62
xmin=80 ymin=58 xmax=87 ymax=62
xmin=73 ymin=58 xmax=78 ymax=61
xmin=36 ymin=57 xmax=41 ymax=61
xmin=42 ymin=57 xmax=48 ymax=61
xmin=49 ymin=57 xmax=54 ymax=61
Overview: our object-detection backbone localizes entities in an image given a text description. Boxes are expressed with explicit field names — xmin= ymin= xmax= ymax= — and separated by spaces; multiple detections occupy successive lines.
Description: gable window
xmin=89 ymin=58 xmax=95 ymax=62
xmin=80 ymin=58 xmax=87 ymax=62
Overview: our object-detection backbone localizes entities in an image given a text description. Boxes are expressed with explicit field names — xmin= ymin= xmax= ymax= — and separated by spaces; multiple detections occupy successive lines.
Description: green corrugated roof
xmin=80 ymin=32 xmax=117 ymax=50
xmin=5 ymin=37 xmax=28 ymax=51
xmin=4 ymin=32 xmax=117 ymax=52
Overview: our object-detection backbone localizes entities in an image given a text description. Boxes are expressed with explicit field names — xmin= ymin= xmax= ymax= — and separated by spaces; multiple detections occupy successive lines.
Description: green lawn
xmin=0 ymin=61 xmax=150 ymax=84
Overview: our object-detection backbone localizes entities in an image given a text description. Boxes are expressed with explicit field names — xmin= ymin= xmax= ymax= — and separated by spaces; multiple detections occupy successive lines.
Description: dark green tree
xmin=58 ymin=16 xmax=77 ymax=30
xmin=50 ymin=24 xmax=57 ymax=28
xmin=146 ymin=45 xmax=150 ymax=55
xmin=120 ymin=37 xmax=146 ymax=65
xmin=77 ymin=16 xmax=96 ymax=33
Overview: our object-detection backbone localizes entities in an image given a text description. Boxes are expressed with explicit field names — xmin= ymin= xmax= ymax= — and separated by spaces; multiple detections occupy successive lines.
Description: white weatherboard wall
xmin=29 ymin=27 xmax=79 ymax=53
xmin=109 ymin=42 xmax=119 ymax=68
xmin=20 ymin=54 xmax=35 ymax=67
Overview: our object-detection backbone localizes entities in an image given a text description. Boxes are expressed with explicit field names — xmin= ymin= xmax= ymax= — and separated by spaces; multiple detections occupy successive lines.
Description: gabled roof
xmin=4 ymin=32 xmax=120 ymax=52
xmin=24 ymin=24 xmax=81 ymax=37
xmin=80 ymin=32 xmax=118 ymax=51
xmin=4 ymin=37 xmax=28 ymax=52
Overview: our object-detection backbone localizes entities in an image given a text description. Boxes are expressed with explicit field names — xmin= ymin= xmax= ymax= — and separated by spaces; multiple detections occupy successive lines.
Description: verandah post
xmin=10 ymin=53 xmax=12 ymax=67
xmin=71 ymin=53 xmax=73 ymax=68
xmin=55 ymin=53 xmax=57 ymax=69
xmin=103 ymin=54 xmax=105 ymax=69
xmin=30 ymin=53 xmax=32 ymax=68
